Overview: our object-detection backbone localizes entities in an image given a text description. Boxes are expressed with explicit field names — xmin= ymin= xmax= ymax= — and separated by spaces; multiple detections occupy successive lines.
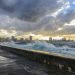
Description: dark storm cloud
xmin=0 ymin=0 xmax=63 ymax=21
xmin=1 ymin=0 xmax=75 ymax=34
xmin=0 ymin=15 xmax=58 ymax=33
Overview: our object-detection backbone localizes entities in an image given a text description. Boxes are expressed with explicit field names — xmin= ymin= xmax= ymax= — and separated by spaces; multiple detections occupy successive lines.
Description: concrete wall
xmin=0 ymin=45 xmax=75 ymax=72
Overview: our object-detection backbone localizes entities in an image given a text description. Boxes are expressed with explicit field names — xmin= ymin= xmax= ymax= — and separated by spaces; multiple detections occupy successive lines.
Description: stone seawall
xmin=0 ymin=45 xmax=75 ymax=72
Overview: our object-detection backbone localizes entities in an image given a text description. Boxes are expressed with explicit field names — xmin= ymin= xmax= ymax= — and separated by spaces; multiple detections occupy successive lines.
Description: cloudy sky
xmin=0 ymin=0 xmax=75 ymax=36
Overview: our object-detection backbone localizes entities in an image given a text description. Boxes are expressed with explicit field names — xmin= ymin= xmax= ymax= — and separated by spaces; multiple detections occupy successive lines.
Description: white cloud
xmin=65 ymin=19 xmax=75 ymax=26
xmin=57 ymin=27 xmax=63 ymax=31
xmin=72 ymin=1 xmax=75 ymax=4
xmin=51 ymin=7 xmax=64 ymax=17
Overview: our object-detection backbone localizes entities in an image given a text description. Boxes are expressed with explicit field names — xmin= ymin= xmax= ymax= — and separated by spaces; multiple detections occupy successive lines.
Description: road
xmin=0 ymin=49 xmax=75 ymax=75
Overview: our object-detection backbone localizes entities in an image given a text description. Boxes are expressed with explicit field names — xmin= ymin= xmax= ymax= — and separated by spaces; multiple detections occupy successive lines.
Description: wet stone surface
xmin=0 ymin=49 xmax=75 ymax=75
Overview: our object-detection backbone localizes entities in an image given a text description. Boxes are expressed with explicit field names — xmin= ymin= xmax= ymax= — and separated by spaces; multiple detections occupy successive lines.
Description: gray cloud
xmin=0 ymin=0 xmax=63 ymax=21
xmin=0 ymin=15 xmax=59 ymax=34
xmin=57 ymin=25 xmax=75 ymax=34
xmin=56 ymin=9 xmax=75 ymax=25
xmin=0 ymin=0 xmax=75 ymax=34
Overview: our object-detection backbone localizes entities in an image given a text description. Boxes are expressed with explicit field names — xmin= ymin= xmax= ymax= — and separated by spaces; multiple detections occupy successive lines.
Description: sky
xmin=0 ymin=0 xmax=75 ymax=36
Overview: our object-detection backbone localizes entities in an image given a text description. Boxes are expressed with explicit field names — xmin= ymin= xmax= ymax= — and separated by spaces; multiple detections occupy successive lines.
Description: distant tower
xmin=62 ymin=37 xmax=66 ymax=41
xmin=49 ymin=37 xmax=52 ymax=41
xmin=11 ymin=36 xmax=15 ymax=41
xmin=29 ymin=36 xmax=33 ymax=41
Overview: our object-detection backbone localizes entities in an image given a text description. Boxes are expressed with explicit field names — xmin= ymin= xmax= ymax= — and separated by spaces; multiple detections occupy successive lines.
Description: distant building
xmin=49 ymin=37 xmax=52 ymax=41
xmin=29 ymin=36 xmax=33 ymax=41
xmin=20 ymin=38 xmax=24 ymax=41
xmin=61 ymin=38 xmax=66 ymax=41
xmin=11 ymin=36 xmax=16 ymax=41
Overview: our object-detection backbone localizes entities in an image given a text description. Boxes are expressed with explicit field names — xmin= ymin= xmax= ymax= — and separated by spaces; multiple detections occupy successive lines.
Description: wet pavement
xmin=0 ymin=49 xmax=75 ymax=75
